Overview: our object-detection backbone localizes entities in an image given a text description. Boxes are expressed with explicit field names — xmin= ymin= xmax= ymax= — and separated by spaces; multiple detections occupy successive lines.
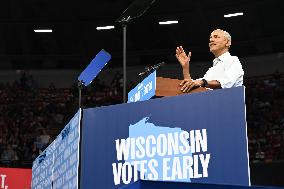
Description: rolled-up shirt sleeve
xmin=215 ymin=58 xmax=244 ymax=88
xmin=199 ymin=55 xmax=244 ymax=88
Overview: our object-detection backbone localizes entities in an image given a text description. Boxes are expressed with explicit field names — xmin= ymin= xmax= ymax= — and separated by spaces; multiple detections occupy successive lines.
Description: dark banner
xmin=81 ymin=87 xmax=249 ymax=188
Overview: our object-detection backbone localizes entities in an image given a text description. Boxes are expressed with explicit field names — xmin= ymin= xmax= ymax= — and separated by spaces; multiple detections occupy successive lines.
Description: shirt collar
xmin=213 ymin=52 xmax=231 ymax=66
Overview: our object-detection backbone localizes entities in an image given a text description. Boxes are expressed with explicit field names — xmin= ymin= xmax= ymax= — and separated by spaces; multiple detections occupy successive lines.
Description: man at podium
xmin=175 ymin=29 xmax=244 ymax=93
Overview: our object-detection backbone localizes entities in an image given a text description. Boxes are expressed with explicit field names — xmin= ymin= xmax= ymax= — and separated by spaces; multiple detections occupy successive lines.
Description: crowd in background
xmin=245 ymin=72 xmax=284 ymax=163
xmin=0 ymin=71 xmax=283 ymax=168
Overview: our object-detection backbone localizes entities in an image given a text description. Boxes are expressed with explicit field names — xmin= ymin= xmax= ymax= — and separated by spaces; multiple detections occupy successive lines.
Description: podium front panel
xmin=80 ymin=87 xmax=249 ymax=188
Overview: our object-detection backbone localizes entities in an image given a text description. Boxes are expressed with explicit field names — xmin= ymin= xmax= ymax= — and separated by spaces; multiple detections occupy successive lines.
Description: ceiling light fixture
xmin=34 ymin=29 xmax=53 ymax=33
xmin=159 ymin=20 xmax=178 ymax=25
xmin=224 ymin=12 xmax=244 ymax=18
xmin=96 ymin=26 xmax=115 ymax=30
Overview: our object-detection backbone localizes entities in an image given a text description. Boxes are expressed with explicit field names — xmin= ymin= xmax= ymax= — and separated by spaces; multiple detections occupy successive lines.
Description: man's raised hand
xmin=175 ymin=46 xmax=191 ymax=68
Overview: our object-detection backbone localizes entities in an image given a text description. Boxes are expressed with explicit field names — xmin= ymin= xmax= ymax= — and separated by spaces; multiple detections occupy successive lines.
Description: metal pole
xmin=123 ymin=25 xmax=127 ymax=103
xmin=78 ymin=81 xmax=82 ymax=109
xmin=79 ymin=87 xmax=81 ymax=108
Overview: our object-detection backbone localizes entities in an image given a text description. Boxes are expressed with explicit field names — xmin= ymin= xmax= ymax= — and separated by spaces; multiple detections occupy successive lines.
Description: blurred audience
xmin=245 ymin=71 xmax=284 ymax=163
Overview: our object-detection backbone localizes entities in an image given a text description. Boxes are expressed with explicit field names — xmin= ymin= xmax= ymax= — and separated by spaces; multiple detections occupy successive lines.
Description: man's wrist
xmin=182 ymin=64 xmax=189 ymax=70
xmin=201 ymin=79 xmax=208 ymax=87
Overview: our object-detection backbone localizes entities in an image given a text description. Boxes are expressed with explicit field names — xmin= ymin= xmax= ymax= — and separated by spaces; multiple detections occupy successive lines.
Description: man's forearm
xmin=182 ymin=67 xmax=191 ymax=80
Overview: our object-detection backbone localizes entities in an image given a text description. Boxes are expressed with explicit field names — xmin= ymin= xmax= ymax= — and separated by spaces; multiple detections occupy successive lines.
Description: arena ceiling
xmin=0 ymin=0 xmax=283 ymax=69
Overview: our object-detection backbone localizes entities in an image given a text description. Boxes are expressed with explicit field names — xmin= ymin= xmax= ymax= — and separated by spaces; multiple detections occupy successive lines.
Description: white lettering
xmin=167 ymin=132 xmax=180 ymax=155
xmin=162 ymin=158 xmax=171 ymax=180
xmin=145 ymin=135 xmax=156 ymax=158
xmin=136 ymin=137 xmax=146 ymax=159
xmin=193 ymin=155 xmax=202 ymax=178
xmin=147 ymin=159 xmax=158 ymax=180
xmin=171 ymin=157 xmax=183 ymax=180
xmin=112 ymin=163 xmax=122 ymax=185
xmin=200 ymin=154 xmax=210 ymax=177
xmin=179 ymin=131 xmax=190 ymax=154
xmin=182 ymin=156 xmax=193 ymax=179
xmin=122 ymin=162 xmax=132 ymax=184
xmin=195 ymin=129 xmax=207 ymax=153
xmin=1 ymin=175 xmax=6 ymax=188
xmin=157 ymin=134 xmax=167 ymax=156
xmin=115 ymin=139 xmax=130 ymax=161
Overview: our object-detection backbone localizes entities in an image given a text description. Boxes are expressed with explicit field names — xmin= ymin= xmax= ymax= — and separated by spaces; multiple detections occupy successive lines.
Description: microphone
xmin=151 ymin=61 xmax=165 ymax=70
xmin=138 ymin=62 xmax=165 ymax=77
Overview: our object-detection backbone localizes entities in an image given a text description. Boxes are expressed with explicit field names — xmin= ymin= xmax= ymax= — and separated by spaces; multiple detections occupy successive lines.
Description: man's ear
xmin=226 ymin=40 xmax=231 ymax=47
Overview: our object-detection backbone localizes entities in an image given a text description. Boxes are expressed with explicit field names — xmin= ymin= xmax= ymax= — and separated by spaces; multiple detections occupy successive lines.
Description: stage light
xmin=34 ymin=29 xmax=53 ymax=33
xmin=159 ymin=20 xmax=178 ymax=25
xmin=96 ymin=26 xmax=115 ymax=30
xmin=224 ymin=12 xmax=244 ymax=18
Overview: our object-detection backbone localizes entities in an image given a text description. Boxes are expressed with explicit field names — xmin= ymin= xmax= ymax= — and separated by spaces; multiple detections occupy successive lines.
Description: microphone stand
xmin=115 ymin=0 xmax=156 ymax=103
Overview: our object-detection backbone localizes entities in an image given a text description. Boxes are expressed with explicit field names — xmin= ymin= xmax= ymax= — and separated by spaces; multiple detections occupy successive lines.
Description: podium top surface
xmin=156 ymin=77 xmax=207 ymax=97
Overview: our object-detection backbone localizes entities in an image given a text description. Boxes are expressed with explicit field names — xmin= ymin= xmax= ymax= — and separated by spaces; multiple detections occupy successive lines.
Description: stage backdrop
xmin=80 ymin=86 xmax=249 ymax=188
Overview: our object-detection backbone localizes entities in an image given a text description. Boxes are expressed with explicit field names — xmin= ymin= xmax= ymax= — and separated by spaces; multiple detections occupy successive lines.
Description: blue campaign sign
xmin=128 ymin=71 xmax=156 ymax=103
xmin=78 ymin=49 xmax=111 ymax=86
xmin=32 ymin=110 xmax=81 ymax=189
xmin=80 ymin=87 xmax=249 ymax=188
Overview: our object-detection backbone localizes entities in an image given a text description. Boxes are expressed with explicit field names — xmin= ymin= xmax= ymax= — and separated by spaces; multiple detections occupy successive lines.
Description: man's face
xmin=209 ymin=30 xmax=230 ymax=53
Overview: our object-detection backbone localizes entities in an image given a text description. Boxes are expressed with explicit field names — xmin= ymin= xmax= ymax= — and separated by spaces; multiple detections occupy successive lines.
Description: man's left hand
xmin=180 ymin=79 xmax=203 ymax=93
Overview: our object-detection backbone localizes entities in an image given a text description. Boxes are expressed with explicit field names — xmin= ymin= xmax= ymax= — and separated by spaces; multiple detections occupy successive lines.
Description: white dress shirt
xmin=199 ymin=52 xmax=244 ymax=88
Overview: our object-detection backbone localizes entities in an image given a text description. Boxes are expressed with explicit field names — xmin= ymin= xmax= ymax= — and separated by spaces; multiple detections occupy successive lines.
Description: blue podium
xmin=81 ymin=86 xmax=250 ymax=188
